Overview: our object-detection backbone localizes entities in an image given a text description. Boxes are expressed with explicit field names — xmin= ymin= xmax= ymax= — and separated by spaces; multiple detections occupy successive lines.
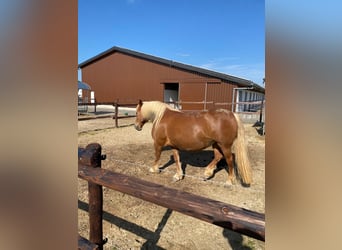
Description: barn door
xmin=163 ymin=83 xmax=179 ymax=108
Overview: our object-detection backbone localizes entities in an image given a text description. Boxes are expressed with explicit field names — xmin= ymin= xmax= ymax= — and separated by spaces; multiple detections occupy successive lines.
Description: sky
xmin=78 ymin=0 xmax=265 ymax=85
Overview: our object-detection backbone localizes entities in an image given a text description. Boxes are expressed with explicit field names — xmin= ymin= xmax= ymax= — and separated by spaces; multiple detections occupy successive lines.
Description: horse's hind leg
xmin=172 ymin=149 xmax=184 ymax=181
xmin=204 ymin=144 xmax=223 ymax=180
xmin=221 ymin=146 xmax=236 ymax=186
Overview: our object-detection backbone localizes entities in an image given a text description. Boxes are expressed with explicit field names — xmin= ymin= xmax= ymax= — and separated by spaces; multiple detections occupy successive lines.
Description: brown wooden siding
xmin=82 ymin=53 xmax=165 ymax=103
xmin=206 ymin=81 xmax=237 ymax=111
xmin=180 ymin=82 xmax=206 ymax=110
xmin=81 ymin=52 xmax=239 ymax=109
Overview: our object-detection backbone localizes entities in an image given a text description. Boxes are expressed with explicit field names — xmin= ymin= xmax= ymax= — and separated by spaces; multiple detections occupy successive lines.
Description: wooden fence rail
xmin=78 ymin=99 xmax=265 ymax=128
xmin=78 ymin=101 xmax=137 ymax=127
xmin=78 ymin=143 xmax=265 ymax=249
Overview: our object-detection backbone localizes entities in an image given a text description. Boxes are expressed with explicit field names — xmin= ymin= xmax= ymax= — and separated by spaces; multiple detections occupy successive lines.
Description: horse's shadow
xmin=160 ymin=148 xmax=229 ymax=178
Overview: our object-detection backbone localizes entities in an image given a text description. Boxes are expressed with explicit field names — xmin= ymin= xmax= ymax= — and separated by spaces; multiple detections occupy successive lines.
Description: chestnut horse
xmin=134 ymin=100 xmax=252 ymax=186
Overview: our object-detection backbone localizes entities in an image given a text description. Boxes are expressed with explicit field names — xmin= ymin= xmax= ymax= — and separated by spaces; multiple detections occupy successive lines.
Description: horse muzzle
xmin=134 ymin=124 xmax=142 ymax=131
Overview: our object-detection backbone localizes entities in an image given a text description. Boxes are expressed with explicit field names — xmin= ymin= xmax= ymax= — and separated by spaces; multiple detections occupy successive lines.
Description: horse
xmin=134 ymin=100 xmax=252 ymax=186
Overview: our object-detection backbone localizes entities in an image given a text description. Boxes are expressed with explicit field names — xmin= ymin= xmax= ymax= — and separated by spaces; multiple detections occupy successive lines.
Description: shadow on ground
xmin=79 ymin=199 xmax=251 ymax=249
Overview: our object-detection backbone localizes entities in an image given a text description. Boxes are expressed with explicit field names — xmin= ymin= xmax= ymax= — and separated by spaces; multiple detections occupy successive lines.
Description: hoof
xmin=241 ymin=182 xmax=251 ymax=188
xmin=225 ymin=177 xmax=236 ymax=186
xmin=149 ymin=167 xmax=160 ymax=173
xmin=203 ymin=171 xmax=214 ymax=180
xmin=172 ymin=173 xmax=183 ymax=182
xmin=224 ymin=180 xmax=233 ymax=186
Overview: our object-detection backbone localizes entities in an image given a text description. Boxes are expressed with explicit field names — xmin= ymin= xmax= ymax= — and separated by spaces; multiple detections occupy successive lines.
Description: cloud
xmin=176 ymin=53 xmax=190 ymax=57
xmin=199 ymin=59 xmax=264 ymax=85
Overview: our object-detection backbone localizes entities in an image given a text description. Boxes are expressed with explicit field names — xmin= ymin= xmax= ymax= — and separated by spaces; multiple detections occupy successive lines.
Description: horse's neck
xmin=147 ymin=109 xmax=157 ymax=122
xmin=144 ymin=102 xmax=166 ymax=123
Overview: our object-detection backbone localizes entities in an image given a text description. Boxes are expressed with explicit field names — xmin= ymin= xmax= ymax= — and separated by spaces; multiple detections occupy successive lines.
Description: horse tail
xmin=232 ymin=113 xmax=253 ymax=186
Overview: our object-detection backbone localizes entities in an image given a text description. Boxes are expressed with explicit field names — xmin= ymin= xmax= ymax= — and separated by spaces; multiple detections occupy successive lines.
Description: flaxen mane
xmin=141 ymin=101 xmax=179 ymax=128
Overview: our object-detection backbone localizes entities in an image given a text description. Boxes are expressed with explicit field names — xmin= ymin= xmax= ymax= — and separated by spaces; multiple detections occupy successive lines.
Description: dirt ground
xmin=78 ymin=115 xmax=265 ymax=250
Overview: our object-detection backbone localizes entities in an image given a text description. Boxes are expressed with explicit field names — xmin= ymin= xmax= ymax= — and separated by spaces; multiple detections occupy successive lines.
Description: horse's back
xmin=162 ymin=108 xmax=237 ymax=131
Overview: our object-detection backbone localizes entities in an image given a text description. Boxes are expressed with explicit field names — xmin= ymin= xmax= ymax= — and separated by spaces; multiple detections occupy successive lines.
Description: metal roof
xmin=78 ymin=81 xmax=91 ymax=90
xmin=78 ymin=46 xmax=264 ymax=93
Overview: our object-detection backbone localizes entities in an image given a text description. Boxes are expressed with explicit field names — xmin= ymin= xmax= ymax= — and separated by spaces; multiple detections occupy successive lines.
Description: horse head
xmin=134 ymin=99 xmax=147 ymax=131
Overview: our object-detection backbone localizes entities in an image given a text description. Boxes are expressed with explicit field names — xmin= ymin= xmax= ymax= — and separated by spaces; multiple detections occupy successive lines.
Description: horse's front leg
xmin=150 ymin=143 xmax=162 ymax=173
xmin=172 ymin=149 xmax=184 ymax=181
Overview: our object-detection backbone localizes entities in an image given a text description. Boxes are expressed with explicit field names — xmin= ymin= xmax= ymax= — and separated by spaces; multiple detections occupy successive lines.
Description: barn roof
xmin=78 ymin=46 xmax=264 ymax=93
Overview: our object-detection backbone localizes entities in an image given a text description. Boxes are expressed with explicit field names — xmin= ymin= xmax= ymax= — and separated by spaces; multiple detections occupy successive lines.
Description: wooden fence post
xmin=79 ymin=143 xmax=106 ymax=250
xmin=259 ymin=98 xmax=264 ymax=123
xmin=114 ymin=100 xmax=119 ymax=128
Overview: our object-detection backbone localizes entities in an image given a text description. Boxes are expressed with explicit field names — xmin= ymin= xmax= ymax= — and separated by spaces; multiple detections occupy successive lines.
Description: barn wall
xmin=81 ymin=52 xmax=239 ymax=109
xmin=206 ymin=81 xmax=237 ymax=111
xmin=82 ymin=53 xmax=166 ymax=103
xmin=178 ymin=82 xmax=205 ymax=110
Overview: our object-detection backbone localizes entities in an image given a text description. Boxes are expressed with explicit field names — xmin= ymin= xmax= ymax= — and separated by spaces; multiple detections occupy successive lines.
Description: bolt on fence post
xmin=79 ymin=143 xmax=105 ymax=250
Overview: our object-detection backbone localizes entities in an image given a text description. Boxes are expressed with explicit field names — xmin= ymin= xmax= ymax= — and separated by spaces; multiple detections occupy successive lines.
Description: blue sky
xmin=78 ymin=0 xmax=265 ymax=85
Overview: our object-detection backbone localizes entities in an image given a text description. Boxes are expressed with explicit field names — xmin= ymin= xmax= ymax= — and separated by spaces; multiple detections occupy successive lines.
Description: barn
xmin=78 ymin=46 xmax=264 ymax=111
